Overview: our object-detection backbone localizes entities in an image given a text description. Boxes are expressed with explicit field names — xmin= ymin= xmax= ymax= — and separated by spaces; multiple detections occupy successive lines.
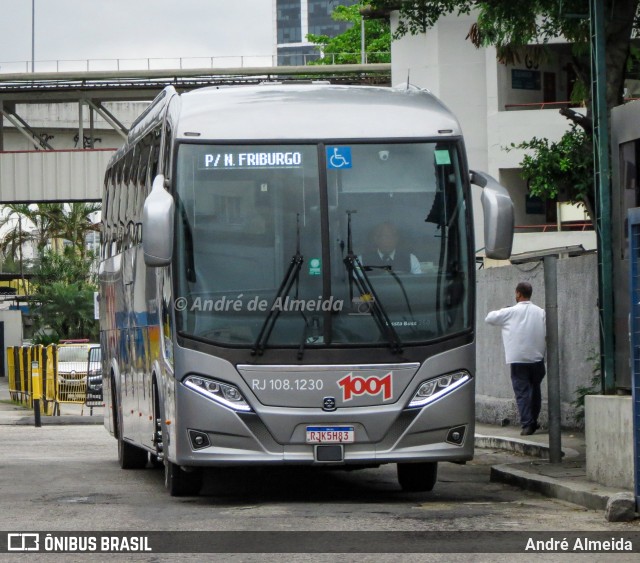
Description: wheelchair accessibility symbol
xmin=327 ymin=146 xmax=352 ymax=169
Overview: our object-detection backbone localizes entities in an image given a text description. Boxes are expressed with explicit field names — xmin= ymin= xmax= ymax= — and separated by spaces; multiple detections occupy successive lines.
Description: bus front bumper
xmin=170 ymin=377 xmax=475 ymax=467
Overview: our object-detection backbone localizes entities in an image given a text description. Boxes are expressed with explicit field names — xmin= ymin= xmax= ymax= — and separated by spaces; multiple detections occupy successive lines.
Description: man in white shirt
xmin=485 ymin=282 xmax=546 ymax=436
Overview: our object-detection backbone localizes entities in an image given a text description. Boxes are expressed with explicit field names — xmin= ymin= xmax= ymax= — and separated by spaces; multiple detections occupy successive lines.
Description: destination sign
xmin=202 ymin=151 xmax=303 ymax=169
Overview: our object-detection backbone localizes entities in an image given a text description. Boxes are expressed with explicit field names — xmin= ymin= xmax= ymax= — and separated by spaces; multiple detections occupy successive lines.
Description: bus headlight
xmin=407 ymin=371 xmax=471 ymax=408
xmin=184 ymin=376 xmax=252 ymax=412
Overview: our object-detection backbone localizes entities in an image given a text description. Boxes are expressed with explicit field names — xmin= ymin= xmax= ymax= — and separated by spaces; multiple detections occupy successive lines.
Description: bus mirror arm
xmin=470 ymin=170 xmax=514 ymax=261
xmin=143 ymin=174 xmax=175 ymax=267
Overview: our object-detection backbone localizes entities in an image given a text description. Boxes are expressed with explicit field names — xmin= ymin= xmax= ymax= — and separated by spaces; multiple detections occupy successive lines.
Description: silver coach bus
xmin=100 ymin=83 xmax=513 ymax=496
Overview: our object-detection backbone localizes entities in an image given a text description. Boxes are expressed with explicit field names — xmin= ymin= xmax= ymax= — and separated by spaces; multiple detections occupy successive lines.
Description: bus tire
xmin=118 ymin=435 xmax=148 ymax=469
xmin=113 ymin=376 xmax=147 ymax=470
xmin=164 ymin=460 xmax=203 ymax=496
xmin=397 ymin=461 xmax=438 ymax=492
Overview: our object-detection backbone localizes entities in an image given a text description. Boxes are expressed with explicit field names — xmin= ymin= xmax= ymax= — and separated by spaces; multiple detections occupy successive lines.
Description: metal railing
xmin=505 ymin=98 xmax=640 ymax=111
xmin=504 ymin=101 xmax=582 ymax=111
xmin=514 ymin=222 xmax=594 ymax=233
xmin=0 ymin=53 xmax=391 ymax=74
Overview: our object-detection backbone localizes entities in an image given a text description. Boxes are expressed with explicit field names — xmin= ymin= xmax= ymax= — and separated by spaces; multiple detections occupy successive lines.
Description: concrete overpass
xmin=0 ymin=64 xmax=391 ymax=202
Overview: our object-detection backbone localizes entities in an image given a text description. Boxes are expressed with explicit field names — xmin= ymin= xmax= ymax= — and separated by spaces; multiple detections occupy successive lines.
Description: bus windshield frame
xmin=173 ymin=139 xmax=473 ymax=352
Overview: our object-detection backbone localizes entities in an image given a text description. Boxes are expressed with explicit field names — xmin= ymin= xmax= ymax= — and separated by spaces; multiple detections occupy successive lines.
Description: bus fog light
xmin=184 ymin=376 xmax=252 ymax=412
xmin=446 ymin=425 xmax=466 ymax=445
xmin=188 ymin=429 xmax=211 ymax=450
xmin=408 ymin=371 xmax=471 ymax=408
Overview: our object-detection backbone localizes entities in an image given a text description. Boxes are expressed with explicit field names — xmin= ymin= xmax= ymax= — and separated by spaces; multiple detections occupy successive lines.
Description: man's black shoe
xmin=520 ymin=425 xmax=536 ymax=436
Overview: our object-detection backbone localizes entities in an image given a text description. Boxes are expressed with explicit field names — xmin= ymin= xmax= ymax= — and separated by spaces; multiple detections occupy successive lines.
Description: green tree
xmin=0 ymin=203 xmax=100 ymax=343
xmin=30 ymin=246 xmax=98 ymax=344
xmin=0 ymin=202 xmax=100 ymax=263
xmin=510 ymin=125 xmax=594 ymax=217
xmin=369 ymin=0 xmax=640 ymax=209
xmin=307 ymin=2 xmax=391 ymax=64
xmin=0 ymin=203 xmax=64 ymax=261
xmin=371 ymin=1 xmax=638 ymax=113
xmin=57 ymin=202 xmax=101 ymax=257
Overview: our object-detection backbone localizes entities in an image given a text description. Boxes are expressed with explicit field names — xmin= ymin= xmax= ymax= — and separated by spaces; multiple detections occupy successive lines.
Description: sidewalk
xmin=0 ymin=376 xmax=634 ymax=518
xmin=475 ymin=421 xmax=635 ymax=518
xmin=0 ymin=374 xmax=103 ymax=425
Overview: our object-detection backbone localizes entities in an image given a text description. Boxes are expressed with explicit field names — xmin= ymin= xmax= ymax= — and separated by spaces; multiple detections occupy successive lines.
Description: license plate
xmin=306 ymin=426 xmax=354 ymax=444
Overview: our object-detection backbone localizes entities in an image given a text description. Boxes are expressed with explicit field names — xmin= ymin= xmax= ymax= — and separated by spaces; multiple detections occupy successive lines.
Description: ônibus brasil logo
xmin=337 ymin=372 xmax=393 ymax=402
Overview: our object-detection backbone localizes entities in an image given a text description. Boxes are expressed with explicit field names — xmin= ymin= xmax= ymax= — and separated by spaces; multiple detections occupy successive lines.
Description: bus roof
xmin=176 ymin=84 xmax=462 ymax=141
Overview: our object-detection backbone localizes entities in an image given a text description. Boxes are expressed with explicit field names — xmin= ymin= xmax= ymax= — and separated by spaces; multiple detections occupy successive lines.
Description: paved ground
xmin=1 ymin=376 xmax=639 ymax=561
xmin=0 ymin=376 xmax=635 ymax=519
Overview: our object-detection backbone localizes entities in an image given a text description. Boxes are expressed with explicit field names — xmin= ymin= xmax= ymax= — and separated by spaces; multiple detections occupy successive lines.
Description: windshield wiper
xmin=297 ymin=315 xmax=321 ymax=360
xmin=343 ymin=211 xmax=403 ymax=354
xmin=364 ymin=265 xmax=417 ymax=332
xmin=252 ymin=214 xmax=304 ymax=356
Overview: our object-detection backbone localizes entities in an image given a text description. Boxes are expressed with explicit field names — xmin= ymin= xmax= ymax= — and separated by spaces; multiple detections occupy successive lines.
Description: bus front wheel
xmin=397 ymin=461 xmax=438 ymax=492
xmin=164 ymin=460 xmax=203 ymax=496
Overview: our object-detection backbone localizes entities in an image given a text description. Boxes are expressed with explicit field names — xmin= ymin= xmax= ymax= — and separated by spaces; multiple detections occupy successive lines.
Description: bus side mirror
xmin=143 ymin=174 xmax=174 ymax=267
xmin=470 ymin=170 xmax=514 ymax=260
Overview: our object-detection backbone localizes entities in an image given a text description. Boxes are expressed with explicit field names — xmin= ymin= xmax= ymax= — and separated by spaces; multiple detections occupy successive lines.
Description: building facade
xmin=274 ymin=0 xmax=358 ymax=65
xmin=389 ymin=10 xmax=597 ymax=257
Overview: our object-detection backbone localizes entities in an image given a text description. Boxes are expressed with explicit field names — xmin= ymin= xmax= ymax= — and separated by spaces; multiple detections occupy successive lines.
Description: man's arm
xmin=485 ymin=307 xmax=512 ymax=326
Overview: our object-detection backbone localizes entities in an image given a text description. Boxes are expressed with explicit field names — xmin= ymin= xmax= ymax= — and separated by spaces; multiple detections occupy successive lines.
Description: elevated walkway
xmin=0 ymin=64 xmax=390 ymax=203
xmin=0 ymin=148 xmax=113 ymax=202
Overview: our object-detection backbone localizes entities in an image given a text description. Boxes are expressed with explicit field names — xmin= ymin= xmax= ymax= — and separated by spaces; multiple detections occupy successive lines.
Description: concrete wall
xmin=585 ymin=395 xmax=634 ymax=490
xmin=391 ymin=11 xmax=489 ymax=172
xmin=476 ymin=253 xmax=599 ymax=428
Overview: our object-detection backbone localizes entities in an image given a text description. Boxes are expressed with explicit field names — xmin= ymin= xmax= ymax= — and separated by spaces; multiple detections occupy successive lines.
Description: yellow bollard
xmin=31 ymin=360 xmax=42 ymax=428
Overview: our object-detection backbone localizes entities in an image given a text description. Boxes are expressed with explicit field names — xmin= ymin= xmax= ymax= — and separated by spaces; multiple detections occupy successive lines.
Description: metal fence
xmin=6 ymin=344 xmax=102 ymax=415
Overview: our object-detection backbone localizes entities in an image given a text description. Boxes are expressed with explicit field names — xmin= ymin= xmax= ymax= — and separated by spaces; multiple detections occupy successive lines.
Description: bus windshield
xmin=174 ymin=142 xmax=471 ymax=349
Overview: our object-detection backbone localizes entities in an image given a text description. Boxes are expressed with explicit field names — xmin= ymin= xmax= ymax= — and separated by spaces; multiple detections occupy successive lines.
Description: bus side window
xmin=136 ymin=161 xmax=149 ymax=243
xmin=110 ymin=165 xmax=120 ymax=256
xmin=162 ymin=119 xmax=172 ymax=178
xmin=150 ymin=127 xmax=161 ymax=181
xmin=128 ymin=147 xmax=140 ymax=245
xmin=137 ymin=147 xmax=148 ymax=244
xmin=120 ymin=156 xmax=131 ymax=250
xmin=102 ymin=172 xmax=110 ymax=259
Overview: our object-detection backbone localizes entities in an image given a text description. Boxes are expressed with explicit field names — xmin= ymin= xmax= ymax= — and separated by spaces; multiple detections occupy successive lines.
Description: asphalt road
xmin=1 ymin=423 xmax=638 ymax=560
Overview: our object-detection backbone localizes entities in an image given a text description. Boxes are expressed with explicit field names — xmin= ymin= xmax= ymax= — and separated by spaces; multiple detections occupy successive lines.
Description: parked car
xmin=85 ymin=345 xmax=103 ymax=406
xmin=57 ymin=343 xmax=99 ymax=401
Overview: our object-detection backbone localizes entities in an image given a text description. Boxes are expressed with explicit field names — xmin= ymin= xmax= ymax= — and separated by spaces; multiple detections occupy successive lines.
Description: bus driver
xmin=362 ymin=222 xmax=422 ymax=274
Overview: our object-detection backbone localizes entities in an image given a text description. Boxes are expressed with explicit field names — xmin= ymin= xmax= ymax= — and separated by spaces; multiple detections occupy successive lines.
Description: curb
xmin=490 ymin=463 xmax=616 ymax=511
xmin=474 ymin=434 xmax=579 ymax=460
xmin=478 ymin=433 xmax=636 ymax=519
xmin=0 ymin=415 xmax=103 ymax=426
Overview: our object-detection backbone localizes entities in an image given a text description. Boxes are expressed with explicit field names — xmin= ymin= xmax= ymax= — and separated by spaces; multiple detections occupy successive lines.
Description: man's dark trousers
xmin=510 ymin=361 xmax=546 ymax=428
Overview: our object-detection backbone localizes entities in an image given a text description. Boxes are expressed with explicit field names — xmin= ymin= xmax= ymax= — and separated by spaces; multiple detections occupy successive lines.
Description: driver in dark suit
xmin=362 ymin=222 xmax=422 ymax=274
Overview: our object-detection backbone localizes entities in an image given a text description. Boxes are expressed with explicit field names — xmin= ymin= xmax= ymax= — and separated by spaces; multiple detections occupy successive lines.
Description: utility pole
xmin=361 ymin=17 xmax=366 ymax=64
xmin=31 ymin=0 xmax=35 ymax=72
xmin=589 ymin=0 xmax=615 ymax=393
xmin=544 ymin=255 xmax=562 ymax=463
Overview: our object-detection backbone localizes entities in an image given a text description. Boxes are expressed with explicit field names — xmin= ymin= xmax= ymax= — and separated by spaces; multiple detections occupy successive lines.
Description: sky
xmin=0 ymin=0 xmax=274 ymax=72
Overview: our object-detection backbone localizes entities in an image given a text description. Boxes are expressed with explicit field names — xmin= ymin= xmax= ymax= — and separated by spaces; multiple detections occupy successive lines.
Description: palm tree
xmin=0 ymin=203 xmax=64 ymax=260
xmin=0 ymin=202 xmax=100 ymax=261
xmin=57 ymin=202 xmax=101 ymax=257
